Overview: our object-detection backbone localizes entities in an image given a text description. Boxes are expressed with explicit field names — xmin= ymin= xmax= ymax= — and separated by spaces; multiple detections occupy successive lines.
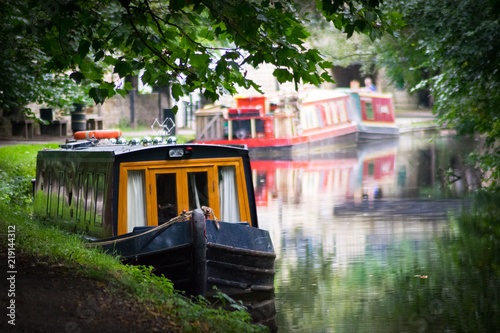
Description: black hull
xmin=357 ymin=126 xmax=399 ymax=140
xmin=91 ymin=209 xmax=276 ymax=327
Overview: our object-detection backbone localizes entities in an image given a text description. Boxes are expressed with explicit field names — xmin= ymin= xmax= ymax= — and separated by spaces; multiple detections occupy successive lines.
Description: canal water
xmin=252 ymin=132 xmax=498 ymax=332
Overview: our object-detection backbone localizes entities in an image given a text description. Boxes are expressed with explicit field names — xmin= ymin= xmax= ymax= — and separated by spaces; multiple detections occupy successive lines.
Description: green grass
xmin=0 ymin=144 xmax=59 ymax=177
xmin=401 ymin=119 xmax=438 ymax=129
xmin=0 ymin=144 xmax=268 ymax=333
xmin=0 ymin=144 xmax=59 ymax=207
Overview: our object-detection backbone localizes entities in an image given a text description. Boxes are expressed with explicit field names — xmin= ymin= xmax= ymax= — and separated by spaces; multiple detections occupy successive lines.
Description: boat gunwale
xmin=207 ymin=242 xmax=276 ymax=257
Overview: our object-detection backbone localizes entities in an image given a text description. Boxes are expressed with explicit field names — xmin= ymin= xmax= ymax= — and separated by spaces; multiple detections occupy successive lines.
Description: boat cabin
xmin=195 ymin=91 xmax=356 ymax=144
xmin=195 ymin=95 xmax=296 ymax=142
xmin=34 ymin=140 xmax=259 ymax=239
xmin=356 ymin=92 xmax=396 ymax=124
xmin=298 ymin=89 xmax=354 ymax=130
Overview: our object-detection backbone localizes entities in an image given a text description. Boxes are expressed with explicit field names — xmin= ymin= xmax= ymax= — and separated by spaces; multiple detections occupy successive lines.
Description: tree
xmin=0 ymin=0 xmax=94 ymax=117
xmin=0 ymin=0 xmax=399 ymax=115
xmin=293 ymin=0 xmax=393 ymax=77
xmin=376 ymin=0 xmax=500 ymax=184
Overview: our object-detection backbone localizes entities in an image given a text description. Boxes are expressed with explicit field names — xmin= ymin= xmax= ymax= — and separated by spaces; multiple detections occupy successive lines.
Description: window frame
xmin=117 ymin=158 xmax=251 ymax=235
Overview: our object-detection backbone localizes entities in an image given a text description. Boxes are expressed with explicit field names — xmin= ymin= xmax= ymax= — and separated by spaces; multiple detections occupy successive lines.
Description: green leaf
xmin=334 ymin=17 xmax=343 ymax=30
xmin=70 ymin=72 xmax=85 ymax=84
xmin=169 ymin=0 xmax=185 ymax=11
xmin=198 ymin=28 xmax=214 ymax=41
xmin=114 ymin=61 xmax=132 ymax=78
xmin=215 ymin=60 xmax=228 ymax=76
xmin=116 ymin=88 xmax=128 ymax=98
xmin=78 ymin=40 xmax=91 ymax=60
xmin=319 ymin=61 xmax=333 ymax=70
xmin=89 ymin=87 xmax=109 ymax=105
xmin=365 ymin=12 xmax=376 ymax=22
xmin=189 ymin=53 xmax=210 ymax=68
xmin=124 ymin=82 xmax=133 ymax=91
xmin=94 ymin=50 xmax=105 ymax=62
xmin=104 ymin=56 xmax=117 ymax=66
xmin=345 ymin=24 xmax=355 ymax=38
xmin=171 ymin=83 xmax=183 ymax=101
xmin=321 ymin=71 xmax=335 ymax=83
xmin=273 ymin=68 xmax=293 ymax=83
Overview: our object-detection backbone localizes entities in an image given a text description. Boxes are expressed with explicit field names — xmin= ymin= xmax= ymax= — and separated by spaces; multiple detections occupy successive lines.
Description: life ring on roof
xmin=74 ymin=130 xmax=123 ymax=140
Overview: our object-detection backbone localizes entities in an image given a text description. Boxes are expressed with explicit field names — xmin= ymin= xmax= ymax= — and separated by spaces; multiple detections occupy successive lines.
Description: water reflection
xmin=252 ymin=133 xmax=489 ymax=332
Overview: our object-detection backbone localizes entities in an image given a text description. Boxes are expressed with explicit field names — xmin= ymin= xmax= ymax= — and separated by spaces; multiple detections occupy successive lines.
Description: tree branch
xmin=120 ymin=2 xmax=186 ymax=73
xmin=142 ymin=0 xmax=167 ymax=41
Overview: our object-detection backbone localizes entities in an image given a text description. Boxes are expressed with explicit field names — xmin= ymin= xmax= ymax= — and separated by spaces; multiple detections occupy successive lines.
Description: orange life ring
xmin=74 ymin=130 xmax=123 ymax=140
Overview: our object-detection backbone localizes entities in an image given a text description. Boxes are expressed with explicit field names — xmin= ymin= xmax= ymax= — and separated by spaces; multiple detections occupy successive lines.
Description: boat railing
xmin=195 ymin=108 xmax=296 ymax=141
xmin=226 ymin=113 xmax=295 ymax=140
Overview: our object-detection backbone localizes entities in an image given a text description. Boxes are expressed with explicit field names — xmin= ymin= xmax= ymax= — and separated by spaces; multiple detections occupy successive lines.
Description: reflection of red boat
xmin=362 ymin=153 xmax=396 ymax=181
xmin=195 ymin=89 xmax=359 ymax=154
xmin=250 ymin=139 xmax=399 ymax=206
xmin=357 ymin=141 xmax=398 ymax=199
xmin=251 ymin=159 xmax=358 ymax=206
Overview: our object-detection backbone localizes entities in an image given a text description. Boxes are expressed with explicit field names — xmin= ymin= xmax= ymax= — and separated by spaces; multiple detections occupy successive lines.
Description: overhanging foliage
xmin=377 ymin=0 xmax=500 ymax=184
xmin=0 ymin=0 xmax=397 ymax=114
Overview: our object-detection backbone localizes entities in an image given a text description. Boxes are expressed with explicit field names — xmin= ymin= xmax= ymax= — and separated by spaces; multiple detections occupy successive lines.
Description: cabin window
xmin=329 ymin=102 xmax=340 ymax=124
xmin=188 ymin=172 xmax=209 ymax=210
xmin=346 ymin=98 xmax=356 ymax=120
xmin=301 ymin=105 xmax=316 ymax=130
xmin=324 ymin=104 xmax=333 ymax=125
xmin=218 ymin=166 xmax=240 ymax=222
xmin=84 ymin=173 xmax=94 ymax=223
xmin=46 ymin=170 xmax=53 ymax=216
xmin=94 ymin=173 xmax=105 ymax=226
xmin=127 ymin=170 xmax=147 ymax=232
xmin=75 ymin=172 xmax=83 ymax=221
xmin=337 ymin=101 xmax=348 ymax=122
xmin=365 ymin=102 xmax=374 ymax=120
xmin=119 ymin=158 xmax=252 ymax=234
xmin=368 ymin=163 xmax=375 ymax=176
xmin=315 ymin=106 xmax=324 ymax=128
xmin=156 ymin=173 xmax=178 ymax=224
xmin=56 ymin=171 xmax=64 ymax=217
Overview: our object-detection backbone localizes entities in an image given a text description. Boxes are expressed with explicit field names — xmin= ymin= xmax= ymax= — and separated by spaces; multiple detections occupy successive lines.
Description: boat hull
xmin=198 ymin=123 xmax=358 ymax=157
xmin=358 ymin=124 xmax=400 ymax=140
xmin=91 ymin=209 xmax=276 ymax=326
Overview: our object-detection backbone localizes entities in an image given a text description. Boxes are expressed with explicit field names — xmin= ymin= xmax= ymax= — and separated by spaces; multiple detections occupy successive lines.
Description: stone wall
xmin=26 ymin=89 xmax=173 ymax=132
xmin=377 ymin=68 xmax=420 ymax=110
xmin=96 ymin=90 xmax=171 ymax=128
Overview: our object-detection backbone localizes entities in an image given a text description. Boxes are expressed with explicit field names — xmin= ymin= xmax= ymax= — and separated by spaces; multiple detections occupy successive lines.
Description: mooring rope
xmin=87 ymin=206 xmax=219 ymax=247
xmin=201 ymin=206 xmax=220 ymax=230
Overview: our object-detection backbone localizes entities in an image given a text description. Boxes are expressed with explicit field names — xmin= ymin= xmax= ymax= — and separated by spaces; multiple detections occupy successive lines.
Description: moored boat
xmin=33 ymin=130 xmax=276 ymax=328
xmin=195 ymin=88 xmax=399 ymax=154
xmin=346 ymin=90 xmax=399 ymax=139
xmin=195 ymin=89 xmax=359 ymax=155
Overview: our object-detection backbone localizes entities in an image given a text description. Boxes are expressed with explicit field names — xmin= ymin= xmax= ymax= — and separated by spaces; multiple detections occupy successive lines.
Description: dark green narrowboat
xmin=34 ymin=134 xmax=276 ymax=327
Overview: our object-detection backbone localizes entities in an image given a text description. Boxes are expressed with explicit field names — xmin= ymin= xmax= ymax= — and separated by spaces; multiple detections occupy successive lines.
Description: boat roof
xmin=38 ymin=140 xmax=250 ymax=162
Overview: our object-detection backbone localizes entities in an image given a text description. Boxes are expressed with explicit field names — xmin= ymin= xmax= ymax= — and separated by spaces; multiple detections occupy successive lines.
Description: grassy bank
xmin=0 ymin=144 xmax=267 ymax=333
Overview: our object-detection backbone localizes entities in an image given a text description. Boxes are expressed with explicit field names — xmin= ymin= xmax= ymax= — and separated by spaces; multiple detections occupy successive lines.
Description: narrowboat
xmin=33 ymin=131 xmax=276 ymax=327
xmin=194 ymin=89 xmax=359 ymax=155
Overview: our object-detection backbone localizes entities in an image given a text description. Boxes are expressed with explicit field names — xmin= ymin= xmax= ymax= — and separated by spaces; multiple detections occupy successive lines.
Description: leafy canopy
xmin=376 ymin=0 xmax=500 ymax=184
xmin=0 ymin=0 xmax=398 ymax=114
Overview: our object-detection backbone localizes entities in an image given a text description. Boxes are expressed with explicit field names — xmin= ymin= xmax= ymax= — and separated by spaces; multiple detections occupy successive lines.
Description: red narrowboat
xmin=195 ymin=89 xmax=359 ymax=155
